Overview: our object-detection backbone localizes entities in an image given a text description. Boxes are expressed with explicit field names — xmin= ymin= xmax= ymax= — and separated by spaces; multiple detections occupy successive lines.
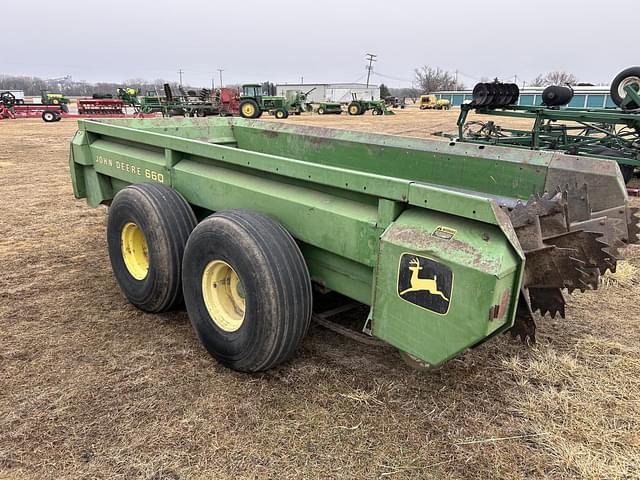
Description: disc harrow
xmin=507 ymin=184 xmax=639 ymax=341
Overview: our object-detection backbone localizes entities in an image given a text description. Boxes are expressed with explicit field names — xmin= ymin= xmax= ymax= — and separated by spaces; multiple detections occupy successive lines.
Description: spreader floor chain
xmin=507 ymin=184 xmax=640 ymax=341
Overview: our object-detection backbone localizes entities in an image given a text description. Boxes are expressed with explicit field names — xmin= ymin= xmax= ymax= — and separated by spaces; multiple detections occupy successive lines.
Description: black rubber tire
xmin=347 ymin=102 xmax=362 ymax=115
xmin=239 ymin=99 xmax=260 ymax=119
xmin=274 ymin=108 xmax=288 ymax=119
xmin=317 ymin=107 xmax=325 ymax=115
xmin=53 ymin=112 xmax=62 ymax=122
xmin=620 ymin=164 xmax=635 ymax=184
xmin=41 ymin=110 xmax=56 ymax=122
xmin=182 ymin=209 xmax=312 ymax=372
xmin=107 ymin=183 xmax=197 ymax=312
xmin=610 ymin=66 xmax=640 ymax=110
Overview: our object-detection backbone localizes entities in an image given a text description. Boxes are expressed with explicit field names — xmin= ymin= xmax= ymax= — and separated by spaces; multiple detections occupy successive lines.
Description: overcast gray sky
xmin=4 ymin=0 xmax=635 ymax=88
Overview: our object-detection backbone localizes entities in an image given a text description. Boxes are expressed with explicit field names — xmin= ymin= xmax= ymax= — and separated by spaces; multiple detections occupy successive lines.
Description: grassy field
xmin=1 ymin=110 xmax=639 ymax=479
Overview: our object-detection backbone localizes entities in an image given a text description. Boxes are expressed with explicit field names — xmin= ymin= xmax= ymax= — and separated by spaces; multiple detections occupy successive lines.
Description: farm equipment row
xmin=69 ymin=115 xmax=637 ymax=373
xmin=437 ymin=67 xmax=640 ymax=184
xmin=0 ymin=93 xmax=65 ymax=122
xmin=117 ymin=84 xmax=240 ymax=118
xmin=0 ymin=89 xmax=130 ymax=121
xmin=2 ymin=83 xmax=395 ymax=121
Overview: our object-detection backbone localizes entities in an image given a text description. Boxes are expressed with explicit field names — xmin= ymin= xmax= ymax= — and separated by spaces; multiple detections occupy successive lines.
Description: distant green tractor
xmin=239 ymin=84 xmax=313 ymax=119
xmin=347 ymin=93 xmax=394 ymax=116
xmin=41 ymin=90 xmax=70 ymax=106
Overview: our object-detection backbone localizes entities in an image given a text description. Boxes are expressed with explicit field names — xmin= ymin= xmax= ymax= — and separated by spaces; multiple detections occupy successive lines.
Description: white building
xmin=276 ymin=83 xmax=380 ymax=103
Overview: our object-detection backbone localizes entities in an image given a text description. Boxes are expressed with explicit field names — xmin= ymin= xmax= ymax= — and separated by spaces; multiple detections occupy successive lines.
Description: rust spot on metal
xmin=498 ymin=289 xmax=510 ymax=320
xmin=385 ymin=226 xmax=500 ymax=273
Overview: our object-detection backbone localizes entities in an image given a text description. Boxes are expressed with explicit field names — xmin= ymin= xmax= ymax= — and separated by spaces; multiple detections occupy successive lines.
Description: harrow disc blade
xmin=543 ymin=230 xmax=615 ymax=275
xmin=512 ymin=290 xmax=536 ymax=342
xmin=505 ymin=181 xmax=637 ymax=340
xmin=529 ymin=287 xmax=566 ymax=318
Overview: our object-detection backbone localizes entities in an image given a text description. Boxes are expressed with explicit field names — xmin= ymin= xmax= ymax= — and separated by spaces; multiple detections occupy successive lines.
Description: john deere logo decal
xmin=397 ymin=254 xmax=453 ymax=314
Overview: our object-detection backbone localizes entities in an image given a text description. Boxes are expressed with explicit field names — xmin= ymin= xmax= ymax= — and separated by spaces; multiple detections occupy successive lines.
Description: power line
xmin=372 ymin=71 xmax=414 ymax=84
xmin=365 ymin=53 xmax=377 ymax=88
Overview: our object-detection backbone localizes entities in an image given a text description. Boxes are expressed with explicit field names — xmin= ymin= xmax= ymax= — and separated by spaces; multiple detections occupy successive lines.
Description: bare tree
xmin=0 ymin=75 xmax=194 ymax=96
xmin=413 ymin=66 xmax=464 ymax=93
xmin=544 ymin=71 xmax=578 ymax=86
xmin=529 ymin=74 xmax=546 ymax=87
xmin=529 ymin=71 xmax=578 ymax=87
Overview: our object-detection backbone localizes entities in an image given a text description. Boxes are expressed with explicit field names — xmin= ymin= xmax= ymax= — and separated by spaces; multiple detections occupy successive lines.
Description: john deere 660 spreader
xmin=69 ymin=117 xmax=638 ymax=372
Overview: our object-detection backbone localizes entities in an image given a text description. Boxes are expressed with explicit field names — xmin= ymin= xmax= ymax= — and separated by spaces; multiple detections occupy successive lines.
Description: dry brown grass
xmin=1 ymin=113 xmax=639 ymax=479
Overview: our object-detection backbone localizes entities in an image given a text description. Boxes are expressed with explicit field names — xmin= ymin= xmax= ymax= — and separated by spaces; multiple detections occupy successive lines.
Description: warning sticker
xmin=432 ymin=226 xmax=457 ymax=240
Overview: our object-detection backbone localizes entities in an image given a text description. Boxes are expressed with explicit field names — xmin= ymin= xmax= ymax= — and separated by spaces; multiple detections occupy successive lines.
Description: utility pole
xmin=218 ymin=69 xmax=224 ymax=88
xmin=455 ymin=70 xmax=458 ymax=91
xmin=301 ymin=76 xmax=304 ymax=84
xmin=365 ymin=53 xmax=377 ymax=88
xmin=177 ymin=69 xmax=184 ymax=86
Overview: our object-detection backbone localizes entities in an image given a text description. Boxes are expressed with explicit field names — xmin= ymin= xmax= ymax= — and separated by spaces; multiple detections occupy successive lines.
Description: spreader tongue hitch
xmin=508 ymin=184 xmax=638 ymax=341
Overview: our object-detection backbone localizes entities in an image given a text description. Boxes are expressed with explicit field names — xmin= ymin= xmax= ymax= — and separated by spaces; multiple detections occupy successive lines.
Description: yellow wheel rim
xmin=201 ymin=260 xmax=246 ymax=332
xmin=242 ymin=103 xmax=256 ymax=117
xmin=121 ymin=222 xmax=149 ymax=280
xmin=349 ymin=105 xmax=358 ymax=114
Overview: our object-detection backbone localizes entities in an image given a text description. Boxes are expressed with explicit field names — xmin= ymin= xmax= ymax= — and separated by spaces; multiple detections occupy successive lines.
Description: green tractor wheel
xmin=317 ymin=107 xmax=325 ymax=115
xmin=274 ymin=108 xmax=289 ymax=119
xmin=347 ymin=102 xmax=361 ymax=115
xmin=240 ymin=99 xmax=260 ymax=119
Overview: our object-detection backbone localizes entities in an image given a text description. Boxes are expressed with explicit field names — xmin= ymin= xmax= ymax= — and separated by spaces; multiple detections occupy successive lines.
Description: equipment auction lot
xmin=1 ymin=110 xmax=639 ymax=479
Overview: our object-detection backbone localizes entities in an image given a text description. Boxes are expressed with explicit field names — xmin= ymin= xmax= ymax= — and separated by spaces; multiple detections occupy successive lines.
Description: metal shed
xmin=276 ymin=83 xmax=380 ymax=103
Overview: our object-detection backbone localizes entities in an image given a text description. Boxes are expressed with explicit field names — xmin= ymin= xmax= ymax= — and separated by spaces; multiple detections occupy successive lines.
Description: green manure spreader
xmin=69 ymin=117 xmax=638 ymax=372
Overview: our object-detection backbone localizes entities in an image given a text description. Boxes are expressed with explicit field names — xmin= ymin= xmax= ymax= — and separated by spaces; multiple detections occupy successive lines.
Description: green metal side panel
xmin=231 ymin=123 xmax=548 ymax=200
xmin=70 ymin=130 xmax=113 ymax=206
xmin=371 ymin=208 xmax=521 ymax=366
xmin=89 ymin=139 xmax=170 ymax=186
xmin=172 ymin=159 xmax=383 ymax=267
xmin=69 ymin=131 xmax=87 ymax=199
xmin=300 ymin=245 xmax=373 ymax=305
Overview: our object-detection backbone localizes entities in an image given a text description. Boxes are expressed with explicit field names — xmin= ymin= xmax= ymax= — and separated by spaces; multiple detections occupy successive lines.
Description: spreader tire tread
xmin=182 ymin=209 xmax=312 ymax=372
xmin=107 ymin=183 xmax=197 ymax=312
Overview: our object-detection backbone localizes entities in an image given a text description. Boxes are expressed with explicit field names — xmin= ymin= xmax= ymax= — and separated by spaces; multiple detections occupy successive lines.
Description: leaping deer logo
xmin=399 ymin=257 xmax=449 ymax=301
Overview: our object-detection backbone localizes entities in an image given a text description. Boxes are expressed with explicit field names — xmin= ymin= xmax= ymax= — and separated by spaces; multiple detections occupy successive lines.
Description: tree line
xmin=384 ymin=67 xmax=584 ymax=100
xmin=0 ymin=75 xmax=190 ymax=96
